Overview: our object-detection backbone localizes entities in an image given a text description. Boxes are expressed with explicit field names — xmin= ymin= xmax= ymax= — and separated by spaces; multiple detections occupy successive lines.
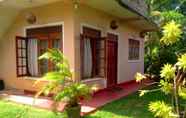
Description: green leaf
xmin=176 ymin=54 xmax=186 ymax=71
xmin=178 ymin=87 xmax=186 ymax=99
xmin=135 ymin=73 xmax=147 ymax=82
xmin=160 ymin=21 xmax=182 ymax=46
xmin=139 ymin=90 xmax=149 ymax=97
xmin=159 ymin=80 xmax=173 ymax=94
xmin=42 ymin=72 xmax=65 ymax=82
xmin=160 ymin=64 xmax=175 ymax=81
xmin=54 ymin=83 xmax=92 ymax=104
xmin=35 ymin=49 xmax=92 ymax=107
xmin=149 ymin=101 xmax=177 ymax=118
xmin=39 ymin=49 xmax=68 ymax=64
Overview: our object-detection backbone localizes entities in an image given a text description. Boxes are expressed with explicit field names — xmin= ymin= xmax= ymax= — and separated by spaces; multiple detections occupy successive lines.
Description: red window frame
xmin=16 ymin=36 xmax=29 ymax=77
xmin=80 ymin=27 xmax=106 ymax=79
xmin=15 ymin=25 xmax=63 ymax=77
xmin=37 ymin=35 xmax=62 ymax=75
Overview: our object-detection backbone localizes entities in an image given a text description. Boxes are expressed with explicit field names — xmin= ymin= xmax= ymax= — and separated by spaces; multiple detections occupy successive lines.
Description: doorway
xmin=106 ymin=33 xmax=118 ymax=88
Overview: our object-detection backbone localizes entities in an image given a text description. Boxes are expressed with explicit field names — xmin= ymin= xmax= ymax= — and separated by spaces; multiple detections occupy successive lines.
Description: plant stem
xmin=144 ymin=82 xmax=159 ymax=86
xmin=174 ymin=76 xmax=180 ymax=116
xmin=171 ymin=94 xmax=175 ymax=109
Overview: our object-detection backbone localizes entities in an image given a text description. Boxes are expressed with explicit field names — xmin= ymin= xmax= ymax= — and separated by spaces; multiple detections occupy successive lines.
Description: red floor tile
xmin=1 ymin=80 xmax=148 ymax=116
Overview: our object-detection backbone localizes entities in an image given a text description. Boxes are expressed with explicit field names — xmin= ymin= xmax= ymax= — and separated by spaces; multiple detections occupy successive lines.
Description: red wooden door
xmin=106 ymin=33 xmax=118 ymax=88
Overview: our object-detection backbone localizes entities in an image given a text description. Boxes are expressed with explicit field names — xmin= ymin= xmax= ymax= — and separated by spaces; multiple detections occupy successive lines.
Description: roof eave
xmin=116 ymin=0 xmax=159 ymax=31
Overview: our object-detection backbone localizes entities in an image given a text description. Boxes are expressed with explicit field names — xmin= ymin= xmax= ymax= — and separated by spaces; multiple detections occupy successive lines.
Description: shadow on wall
xmin=0 ymin=80 xmax=5 ymax=91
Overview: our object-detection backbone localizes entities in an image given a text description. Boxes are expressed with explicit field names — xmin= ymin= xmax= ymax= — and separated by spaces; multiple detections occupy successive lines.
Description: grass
xmin=0 ymin=89 xmax=170 ymax=118
xmin=0 ymin=100 xmax=66 ymax=118
xmin=84 ymin=90 xmax=169 ymax=118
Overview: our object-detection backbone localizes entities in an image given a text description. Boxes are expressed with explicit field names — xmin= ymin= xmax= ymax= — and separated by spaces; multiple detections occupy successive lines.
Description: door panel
xmin=106 ymin=33 xmax=118 ymax=88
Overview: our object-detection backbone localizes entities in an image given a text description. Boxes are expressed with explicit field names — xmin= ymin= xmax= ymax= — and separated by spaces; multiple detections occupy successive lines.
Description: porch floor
xmin=0 ymin=80 xmax=149 ymax=116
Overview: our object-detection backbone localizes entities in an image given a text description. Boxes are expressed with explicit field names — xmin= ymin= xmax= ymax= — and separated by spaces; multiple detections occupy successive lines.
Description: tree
xmin=146 ymin=0 xmax=186 ymax=13
xmin=136 ymin=19 xmax=186 ymax=117
xmin=144 ymin=9 xmax=186 ymax=76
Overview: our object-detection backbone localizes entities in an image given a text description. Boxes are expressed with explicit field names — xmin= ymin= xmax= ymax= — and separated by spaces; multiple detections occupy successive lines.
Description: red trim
xmin=80 ymin=34 xmax=84 ymax=79
xmin=23 ymin=80 xmax=136 ymax=97
xmin=24 ymin=79 xmax=153 ymax=98
xmin=24 ymin=90 xmax=54 ymax=97
xmin=93 ymin=79 xmax=136 ymax=95
xmin=118 ymin=80 xmax=136 ymax=86
xmin=81 ymin=27 xmax=103 ymax=79
xmin=25 ymin=26 xmax=63 ymax=76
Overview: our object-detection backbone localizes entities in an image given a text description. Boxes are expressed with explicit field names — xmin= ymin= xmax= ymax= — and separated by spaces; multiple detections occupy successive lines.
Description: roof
xmin=117 ymin=0 xmax=158 ymax=31
xmin=119 ymin=0 xmax=148 ymax=17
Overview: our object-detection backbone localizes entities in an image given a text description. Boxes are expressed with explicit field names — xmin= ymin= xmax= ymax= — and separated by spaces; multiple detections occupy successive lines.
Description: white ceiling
xmin=0 ymin=0 xmax=63 ymax=39
xmin=0 ymin=0 xmax=156 ymax=40
xmin=0 ymin=0 xmax=62 ymax=9
xmin=83 ymin=0 xmax=157 ymax=31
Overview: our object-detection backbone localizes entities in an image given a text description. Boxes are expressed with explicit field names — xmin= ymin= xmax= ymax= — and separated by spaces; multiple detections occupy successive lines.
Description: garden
xmin=0 ymin=89 xmax=168 ymax=118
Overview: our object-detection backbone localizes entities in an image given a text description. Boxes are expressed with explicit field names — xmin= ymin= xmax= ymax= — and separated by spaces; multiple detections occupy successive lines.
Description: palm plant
xmin=35 ymin=49 xmax=92 ymax=118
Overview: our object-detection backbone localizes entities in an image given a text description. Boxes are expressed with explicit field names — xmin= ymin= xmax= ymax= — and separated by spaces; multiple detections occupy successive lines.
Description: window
xmin=16 ymin=37 xmax=29 ymax=77
xmin=81 ymin=27 xmax=105 ymax=79
xmin=128 ymin=39 xmax=140 ymax=60
xmin=16 ymin=25 xmax=62 ymax=77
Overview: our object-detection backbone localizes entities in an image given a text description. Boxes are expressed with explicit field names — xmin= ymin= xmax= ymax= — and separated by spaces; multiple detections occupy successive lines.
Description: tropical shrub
xmin=136 ymin=20 xmax=186 ymax=117
xmin=144 ymin=11 xmax=186 ymax=76
xmin=34 ymin=49 xmax=93 ymax=118
xmin=160 ymin=21 xmax=182 ymax=45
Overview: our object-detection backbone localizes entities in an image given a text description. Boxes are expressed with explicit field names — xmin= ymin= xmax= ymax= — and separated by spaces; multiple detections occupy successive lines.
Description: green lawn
xmin=84 ymin=90 xmax=169 ymax=118
xmin=0 ymin=90 xmax=169 ymax=118
xmin=0 ymin=100 xmax=66 ymax=118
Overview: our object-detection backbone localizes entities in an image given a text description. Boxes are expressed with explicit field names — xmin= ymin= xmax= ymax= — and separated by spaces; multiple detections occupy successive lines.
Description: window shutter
xmin=80 ymin=34 xmax=106 ymax=79
xmin=95 ymin=37 xmax=106 ymax=77
xmin=16 ymin=36 xmax=29 ymax=77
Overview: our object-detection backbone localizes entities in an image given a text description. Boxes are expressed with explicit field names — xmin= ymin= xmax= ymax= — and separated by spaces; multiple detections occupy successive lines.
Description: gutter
xmin=116 ymin=0 xmax=158 ymax=30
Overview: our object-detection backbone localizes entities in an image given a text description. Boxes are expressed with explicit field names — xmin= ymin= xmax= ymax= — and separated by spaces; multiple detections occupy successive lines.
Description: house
xmin=0 ymin=0 xmax=157 ymax=92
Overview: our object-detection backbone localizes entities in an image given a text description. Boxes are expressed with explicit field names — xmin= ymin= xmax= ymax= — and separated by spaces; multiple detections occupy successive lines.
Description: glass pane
xmin=18 ymin=68 xmax=22 ymax=75
xmin=22 ymin=58 xmax=27 ymax=66
xmin=129 ymin=39 xmax=140 ymax=60
xmin=129 ymin=47 xmax=132 ymax=59
xmin=38 ymin=40 xmax=48 ymax=75
xmin=38 ymin=40 xmax=48 ymax=56
xmin=18 ymin=40 xmax=22 ymax=48
xmin=22 ymin=40 xmax=26 ymax=48
xmin=22 ymin=67 xmax=27 ymax=75
xmin=18 ymin=59 xmax=22 ymax=66
xmin=22 ymin=49 xmax=26 ymax=57
xmin=39 ymin=59 xmax=49 ymax=75
xmin=39 ymin=40 xmax=48 ymax=48
xmin=18 ymin=49 xmax=22 ymax=57
xmin=53 ymin=39 xmax=61 ymax=49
